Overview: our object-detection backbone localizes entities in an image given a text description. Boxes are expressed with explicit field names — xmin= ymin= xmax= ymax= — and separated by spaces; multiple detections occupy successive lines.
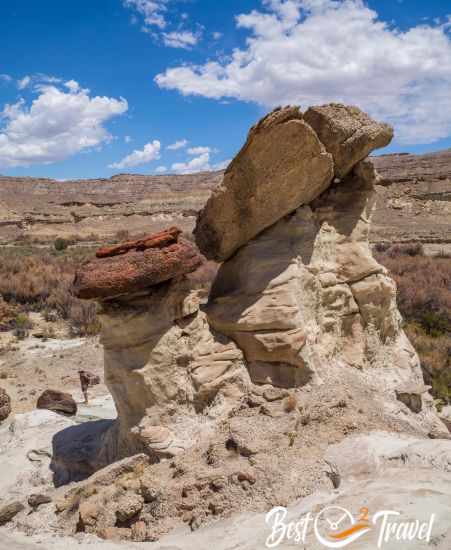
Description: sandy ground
xmin=0 ymin=315 xmax=107 ymax=414
xmin=0 ymin=427 xmax=450 ymax=550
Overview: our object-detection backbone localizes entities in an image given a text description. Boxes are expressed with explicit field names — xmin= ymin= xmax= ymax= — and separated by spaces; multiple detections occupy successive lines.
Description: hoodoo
xmin=67 ymin=104 xmax=445 ymax=542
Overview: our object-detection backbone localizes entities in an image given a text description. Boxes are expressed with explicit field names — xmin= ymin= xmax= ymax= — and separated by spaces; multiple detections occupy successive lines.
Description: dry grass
xmin=0 ymin=246 xmax=99 ymax=337
xmin=0 ymin=238 xmax=216 ymax=339
xmin=405 ymin=323 xmax=450 ymax=403
xmin=375 ymin=245 xmax=450 ymax=336
xmin=376 ymin=244 xmax=451 ymax=404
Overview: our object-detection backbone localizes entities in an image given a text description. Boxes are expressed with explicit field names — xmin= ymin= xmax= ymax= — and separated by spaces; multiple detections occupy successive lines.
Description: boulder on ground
xmin=37 ymin=389 xmax=77 ymax=416
xmin=0 ymin=501 xmax=24 ymax=525
xmin=73 ymin=230 xmax=203 ymax=300
xmin=194 ymin=106 xmax=334 ymax=261
xmin=395 ymin=384 xmax=430 ymax=414
xmin=0 ymin=387 xmax=11 ymax=422
xmin=304 ymin=103 xmax=393 ymax=178
xmin=28 ymin=494 xmax=52 ymax=510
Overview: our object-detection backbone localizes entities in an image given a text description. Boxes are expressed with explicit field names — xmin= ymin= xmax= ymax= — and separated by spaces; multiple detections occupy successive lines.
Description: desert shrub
xmin=375 ymin=251 xmax=450 ymax=336
xmin=0 ymin=298 xmax=20 ymax=331
xmin=0 ymin=247 xmax=100 ymax=339
xmin=12 ymin=312 xmax=33 ymax=339
xmin=47 ymin=286 xmax=74 ymax=319
xmin=54 ymin=237 xmax=70 ymax=251
xmin=68 ymin=301 xmax=101 ymax=337
xmin=373 ymin=242 xmax=390 ymax=253
xmin=386 ymin=242 xmax=424 ymax=258
xmin=42 ymin=308 xmax=58 ymax=323
xmin=406 ymin=323 xmax=451 ymax=404
xmin=377 ymin=245 xmax=451 ymax=405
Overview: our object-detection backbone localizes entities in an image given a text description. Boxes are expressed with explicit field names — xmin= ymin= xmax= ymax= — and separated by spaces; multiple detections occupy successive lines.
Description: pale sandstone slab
xmin=194 ymin=107 xmax=334 ymax=261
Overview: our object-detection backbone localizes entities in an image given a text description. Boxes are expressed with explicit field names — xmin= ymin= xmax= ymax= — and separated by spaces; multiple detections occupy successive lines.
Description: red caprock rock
xmin=73 ymin=227 xmax=203 ymax=300
xmin=95 ymin=226 xmax=182 ymax=258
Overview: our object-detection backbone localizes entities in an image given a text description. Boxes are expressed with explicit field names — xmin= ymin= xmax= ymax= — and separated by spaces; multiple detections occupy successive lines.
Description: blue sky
xmin=1 ymin=0 xmax=451 ymax=179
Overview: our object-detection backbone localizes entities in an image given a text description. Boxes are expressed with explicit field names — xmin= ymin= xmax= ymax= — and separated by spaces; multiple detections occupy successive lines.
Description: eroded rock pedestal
xmin=66 ymin=104 xmax=445 ymax=542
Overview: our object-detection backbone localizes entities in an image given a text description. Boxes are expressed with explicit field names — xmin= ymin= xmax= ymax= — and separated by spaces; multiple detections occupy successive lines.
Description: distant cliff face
xmin=371 ymin=150 xmax=451 ymax=247
xmin=0 ymin=171 xmax=222 ymax=243
xmin=0 ymin=150 xmax=450 ymax=247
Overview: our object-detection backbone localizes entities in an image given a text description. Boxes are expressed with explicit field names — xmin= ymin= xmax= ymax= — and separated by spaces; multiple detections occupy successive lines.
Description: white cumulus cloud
xmin=124 ymin=0 xmax=202 ymax=48
xmin=162 ymin=30 xmax=199 ymax=49
xmin=0 ymin=80 xmax=128 ymax=168
xmin=155 ymin=0 xmax=451 ymax=144
xmin=124 ymin=0 xmax=167 ymax=29
xmin=171 ymin=150 xmax=229 ymax=174
xmin=109 ymin=140 xmax=161 ymax=169
xmin=187 ymin=145 xmax=211 ymax=155
xmin=155 ymin=165 xmax=167 ymax=173
xmin=17 ymin=75 xmax=31 ymax=90
xmin=167 ymin=138 xmax=188 ymax=150
xmin=172 ymin=152 xmax=211 ymax=174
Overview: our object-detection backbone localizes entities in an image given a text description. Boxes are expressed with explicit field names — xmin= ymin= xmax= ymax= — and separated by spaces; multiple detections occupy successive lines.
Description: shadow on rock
xmin=51 ymin=419 xmax=115 ymax=487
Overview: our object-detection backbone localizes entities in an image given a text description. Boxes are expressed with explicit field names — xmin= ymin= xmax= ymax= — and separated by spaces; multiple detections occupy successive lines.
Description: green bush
xmin=54 ymin=237 xmax=69 ymax=251
xmin=420 ymin=311 xmax=450 ymax=337
xmin=13 ymin=312 xmax=33 ymax=339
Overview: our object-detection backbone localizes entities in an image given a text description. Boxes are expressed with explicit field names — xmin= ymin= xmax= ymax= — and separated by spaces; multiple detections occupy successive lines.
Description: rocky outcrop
xmin=66 ymin=103 xmax=445 ymax=542
xmin=37 ymin=390 xmax=77 ymax=416
xmin=194 ymin=106 xmax=334 ymax=261
xmin=304 ymin=103 xmax=393 ymax=178
xmin=73 ymin=229 xmax=249 ymax=461
xmin=0 ymin=387 xmax=11 ymax=422
xmin=205 ymin=159 xmax=420 ymax=387
xmin=97 ymin=280 xmax=249 ymax=461
xmin=73 ymin=229 xmax=203 ymax=300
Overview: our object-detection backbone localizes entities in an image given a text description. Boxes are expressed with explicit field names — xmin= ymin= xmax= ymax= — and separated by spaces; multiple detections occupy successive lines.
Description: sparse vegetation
xmin=0 ymin=246 xmax=99 ymax=337
xmin=54 ymin=237 xmax=70 ymax=251
xmin=376 ymin=244 xmax=451 ymax=404
xmin=12 ymin=312 xmax=33 ymax=339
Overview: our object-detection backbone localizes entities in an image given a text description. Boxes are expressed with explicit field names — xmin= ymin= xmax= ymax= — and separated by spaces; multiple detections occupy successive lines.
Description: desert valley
xmin=0 ymin=104 xmax=450 ymax=550
xmin=1 ymin=1 xmax=451 ymax=548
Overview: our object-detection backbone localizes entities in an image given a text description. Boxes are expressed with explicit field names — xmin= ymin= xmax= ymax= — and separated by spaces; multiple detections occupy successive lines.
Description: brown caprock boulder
xmin=195 ymin=104 xmax=393 ymax=262
xmin=304 ymin=103 xmax=393 ymax=178
xmin=73 ymin=227 xmax=203 ymax=300
xmin=194 ymin=106 xmax=334 ymax=261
